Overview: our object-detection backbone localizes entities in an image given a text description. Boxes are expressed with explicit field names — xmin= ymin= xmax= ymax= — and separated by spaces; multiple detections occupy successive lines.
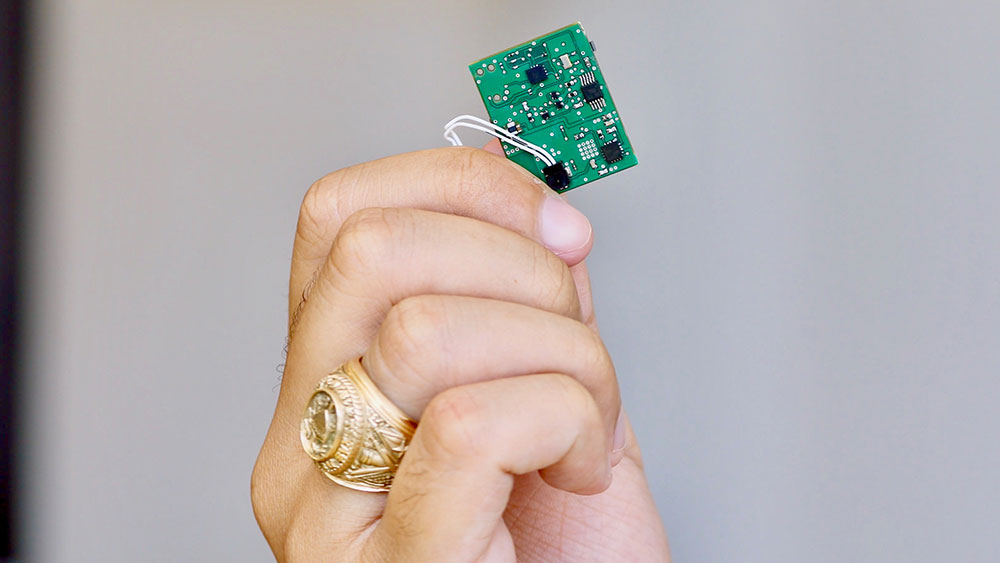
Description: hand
xmin=252 ymin=141 xmax=670 ymax=561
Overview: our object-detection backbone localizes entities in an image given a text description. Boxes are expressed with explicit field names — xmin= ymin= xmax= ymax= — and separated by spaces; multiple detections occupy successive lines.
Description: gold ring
xmin=300 ymin=358 xmax=416 ymax=492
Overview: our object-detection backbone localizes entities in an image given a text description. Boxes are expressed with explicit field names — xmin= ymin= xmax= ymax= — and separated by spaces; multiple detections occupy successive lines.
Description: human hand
xmin=252 ymin=141 xmax=670 ymax=561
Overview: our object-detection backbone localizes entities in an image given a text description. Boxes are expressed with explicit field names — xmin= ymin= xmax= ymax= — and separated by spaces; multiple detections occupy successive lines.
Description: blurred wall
xmin=23 ymin=1 xmax=1000 ymax=561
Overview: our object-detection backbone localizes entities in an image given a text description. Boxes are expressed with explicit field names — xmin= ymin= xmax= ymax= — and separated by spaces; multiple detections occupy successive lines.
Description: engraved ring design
xmin=300 ymin=358 xmax=417 ymax=492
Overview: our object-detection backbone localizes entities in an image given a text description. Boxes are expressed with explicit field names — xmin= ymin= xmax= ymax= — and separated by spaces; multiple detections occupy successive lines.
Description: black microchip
xmin=555 ymin=101 xmax=564 ymax=109
xmin=526 ymin=65 xmax=547 ymax=85
xmin=542 ymin=163 xmax=570 ymax=190
xmin=600 ymin=141 xmax=623 ymax=163
xmin=541 ymin=112 xmax=550 ymax=120
xmin=551 ymin=92 xmax=560 ymax=99
xmin=581 ymin=82 xmax=603 ymax=102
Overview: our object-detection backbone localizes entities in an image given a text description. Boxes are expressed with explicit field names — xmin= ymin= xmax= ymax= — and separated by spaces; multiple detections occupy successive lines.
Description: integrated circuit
xmin=581 ymin=82 xmax=603 ymax=103
xmin=601 ymin=140 xmax=624 ymax=163
xmin=526 ymin=64 xmax=548 ymax=85
xmin=468 ymin=22 xmax=638 ymax=192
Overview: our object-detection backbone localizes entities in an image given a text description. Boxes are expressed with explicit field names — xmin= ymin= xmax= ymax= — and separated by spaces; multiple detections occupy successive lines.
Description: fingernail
xmin=539 ymin=195 xmax=592 ymax=257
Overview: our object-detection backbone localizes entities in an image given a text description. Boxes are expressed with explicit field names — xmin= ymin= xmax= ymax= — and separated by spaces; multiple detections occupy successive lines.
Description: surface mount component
xmin=468 ymin=22 xmax=638 ymax=192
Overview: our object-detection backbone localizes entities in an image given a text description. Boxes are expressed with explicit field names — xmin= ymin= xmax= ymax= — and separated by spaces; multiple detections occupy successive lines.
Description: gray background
xmin=20 ymin=1 xmax=1000 ymax=561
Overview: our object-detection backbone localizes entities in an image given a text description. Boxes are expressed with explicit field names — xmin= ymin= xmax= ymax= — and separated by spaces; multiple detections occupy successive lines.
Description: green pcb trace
xmin=469 ymin=22 xmax=637 ymax=193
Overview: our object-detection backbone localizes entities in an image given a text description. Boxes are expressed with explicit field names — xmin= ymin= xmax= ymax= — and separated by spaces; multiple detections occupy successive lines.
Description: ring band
xmin=300 ymin=358 xmax=417 ymax=492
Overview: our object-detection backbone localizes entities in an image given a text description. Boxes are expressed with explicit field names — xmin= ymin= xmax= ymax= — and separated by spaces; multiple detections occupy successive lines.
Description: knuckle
xmin=435 ymin=148 xmax=505 ymax=210
xmin=449 ymin=147 xmax=500 ymax=187
xmin=557 ymin=374 xmax=603 ymax=425
xmin=378 ymin=297 xmax=448 ymax=385
xmin=532 ymin=246 xmax=579 ymax=314
xmin=249 ymin=464 xmax=266 ymax=513
xmin=296 ymin=174 xmax=340 ymax=246
xmin=326 ymin=207 xmax=401 ymax=278
xmin=420 ymin=388 xmax=487 ymax=459
xmin=555 ymin=324 xmax=618 ymax=414
xmin=250 ymin=453 xmax=284 ymax=543
xmin=551 ymin=373 xmax=593 ymax=409
xmin=296 ymin=164 xmax=369 ymax=246
xmin=581 ymin=326 xmax=615 ymax=378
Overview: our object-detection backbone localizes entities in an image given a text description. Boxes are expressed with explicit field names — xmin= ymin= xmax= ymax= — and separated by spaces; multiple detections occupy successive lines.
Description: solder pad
xmin=469 ymin=22 xmax=637 ymax=192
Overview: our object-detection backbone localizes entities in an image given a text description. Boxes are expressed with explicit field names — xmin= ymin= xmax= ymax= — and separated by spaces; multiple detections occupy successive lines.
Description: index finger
xmin=289 ymin=146 xmax=594 ymax=325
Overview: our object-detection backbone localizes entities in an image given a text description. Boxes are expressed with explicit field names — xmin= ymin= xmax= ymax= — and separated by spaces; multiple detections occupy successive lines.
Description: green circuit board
xmin=469 ymin=22 xmax=637 ymax=192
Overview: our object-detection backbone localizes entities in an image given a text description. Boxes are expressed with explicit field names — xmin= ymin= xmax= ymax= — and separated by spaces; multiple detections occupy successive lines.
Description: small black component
xmin=541 ymin=112 xmax=550 ymax=120
xmin=555 ymin=101 xmax=564 ymax=109
xmin=590 ymin=40 xmax=597 ymax=52
xmin=542 ymin=163 xmax=571 ymax=190
xmin=526 ymin=64 xmax=547 ymax=85
xmin=600 ymin=141 xmax=623 ymax=163
xmin=581 ymin=82 xmax=603 ymax=103
xmin=551 ymin=92 xmax=560 ymax=99
xmin=507 ymin=122 xmax=518 ymax=133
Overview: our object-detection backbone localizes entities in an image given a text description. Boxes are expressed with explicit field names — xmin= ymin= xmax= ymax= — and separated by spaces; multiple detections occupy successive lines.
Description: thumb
xmin=481 ymin=138 xmax=598 ymax=330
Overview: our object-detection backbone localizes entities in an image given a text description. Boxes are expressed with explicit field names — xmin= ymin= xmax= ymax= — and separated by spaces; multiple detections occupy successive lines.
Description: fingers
xmin=363 ymin=295 xmax=620 ymax=445
xmin=283 ymin=207 xmax=582 ymax=407
xmin=571 ymin=259 xmax=599 ymax=331
xmin=482 ymin=138 xmax=505 ymax=156
xmin=289 ymin=147 xmax=593 ymax=326
xmin=368 ymin=374 xmax=611 ymax=562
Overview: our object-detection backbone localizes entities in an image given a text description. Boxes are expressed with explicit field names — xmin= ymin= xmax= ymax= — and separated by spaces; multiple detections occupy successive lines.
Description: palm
xmin=502 ymin=453 xmax=669 ymax=562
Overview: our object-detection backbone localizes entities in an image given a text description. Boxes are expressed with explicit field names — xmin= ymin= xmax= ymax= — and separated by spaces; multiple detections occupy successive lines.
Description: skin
xmin=251 ymin=140 xmax=670 ymax=562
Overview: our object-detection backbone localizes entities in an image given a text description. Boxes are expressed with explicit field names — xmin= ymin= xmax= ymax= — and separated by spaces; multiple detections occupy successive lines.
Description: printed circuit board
xmin=469 ymin=23 xmax=637 ymax=192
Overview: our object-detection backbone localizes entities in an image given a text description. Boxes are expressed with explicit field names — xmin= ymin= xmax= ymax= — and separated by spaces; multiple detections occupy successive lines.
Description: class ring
xmin=300 ymin=358 xmax=417 ymax=492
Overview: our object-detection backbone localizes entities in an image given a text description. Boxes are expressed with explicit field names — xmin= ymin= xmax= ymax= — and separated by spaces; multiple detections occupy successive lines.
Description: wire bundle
xmin=443 ymin=115 xmax=556 ymax=166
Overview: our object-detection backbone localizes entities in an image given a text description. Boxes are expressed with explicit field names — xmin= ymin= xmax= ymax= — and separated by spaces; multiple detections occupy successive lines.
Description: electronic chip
xmin=526 ymin=64 xmax=547 ymax=85
xmin=542 ymin=163 xmax=571 ymax=190
xmin=579 ymin=72 xmax=606 ymax=110
xmin=468 ymin=22 xmax=637 ymax=192
xmin=581 ymin=82 xmax=602 ymax=102
xmin=601 ymin=140 xmax=623 ymax=163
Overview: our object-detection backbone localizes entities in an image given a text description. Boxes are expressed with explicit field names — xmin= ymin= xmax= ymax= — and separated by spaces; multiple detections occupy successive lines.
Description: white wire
xmin=444 ymin=122 xmax=555 ymax=166
xmin=444 ymin=115 xmax=551 ymax=163
xmin=443 ymin=114 xmax=507 ymax=133
xmin=443 ymin=116 xmax=524 ymax=150
xmin=444 ymin=115 xmax=541 ymax=155
xmin=445 ymin=122 xmax=555 ymax=165
xmin=446 ymin=122 xmax=556 ymax=166
xmin=443 ymin=114 xmax=556 ymax=166
xmin=445 ymin=123 xmax=554 ymax=166
xmin=443 ymin=114 xmax=512 ymax=139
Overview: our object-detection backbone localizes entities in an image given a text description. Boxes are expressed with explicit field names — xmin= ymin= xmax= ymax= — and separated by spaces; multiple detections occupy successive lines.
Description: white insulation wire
xmin=443 ymin=114 xmax=556 ymax=166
